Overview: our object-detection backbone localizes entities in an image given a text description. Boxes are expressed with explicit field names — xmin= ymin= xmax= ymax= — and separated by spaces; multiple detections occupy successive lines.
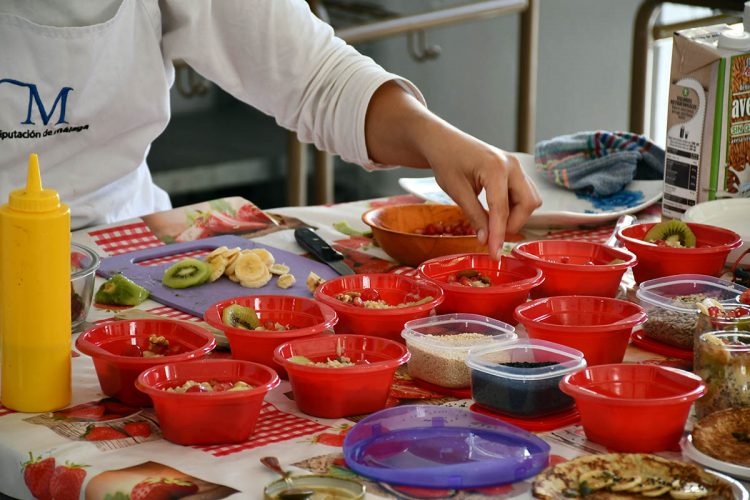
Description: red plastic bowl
xmin=313 ymin=274 xmax=443 ymax=342
xmin=274 ymin=335 xmax=409 ymax=418
xmin=514 ymin=296 xmax=646 ymax=366
xmin=418 ymin=254 xmax=544 ymax=324
xmin=135 ymin=359 xmax=279 ymax=445
xmin=204 ymin=295 xmax=337 ymax=377
xmin=616 ymin=222 xmax=742 ymax=283
xmin=75 ymin=319 xmax=216 ymax=406
xmin=560 ymin=364 xmax=706 ymax=452
xmin=512 ymin=240 xmax=636 ymax=298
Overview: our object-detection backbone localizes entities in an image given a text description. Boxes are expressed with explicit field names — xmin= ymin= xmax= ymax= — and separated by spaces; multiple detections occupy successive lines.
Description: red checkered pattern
xmin=0 ymin=405 xmax=16 ymax=417
xmin=193 ymin=401 xmax=331 ymax=457
xmin=93 ymin=305 xmax=202 ymax=325
xmin=136 ymin=249 xmax=209 ymax=267
xmin=546 ymin=225 xmax=614 ymax=244
xmin=88 ymin=222 xmax=163 ymax=256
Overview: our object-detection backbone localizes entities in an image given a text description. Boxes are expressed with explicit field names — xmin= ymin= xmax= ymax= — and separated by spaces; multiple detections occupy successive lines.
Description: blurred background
xmin=147 ymin=0 xmax=733 ymax=210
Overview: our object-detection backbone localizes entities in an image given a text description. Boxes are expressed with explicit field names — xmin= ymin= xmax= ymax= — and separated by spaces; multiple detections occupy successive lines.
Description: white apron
xmin=0 ymin=0 xmax=172 ymax=229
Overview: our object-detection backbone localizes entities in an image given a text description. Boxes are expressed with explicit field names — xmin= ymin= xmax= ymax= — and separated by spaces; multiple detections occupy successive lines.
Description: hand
xmin=424 ymin=129 xmax=542 ymax=259
xmin=364 ymin=82 xmax=541 ymax=258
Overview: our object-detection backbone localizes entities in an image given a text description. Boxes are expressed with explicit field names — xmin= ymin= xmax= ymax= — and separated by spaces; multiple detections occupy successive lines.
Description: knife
xmin=294 ymin=227 xmax=356 ymax=276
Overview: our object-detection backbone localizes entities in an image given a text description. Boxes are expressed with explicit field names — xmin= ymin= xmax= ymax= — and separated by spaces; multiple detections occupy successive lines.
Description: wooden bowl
xmin=362 ymin=204 xmax=488 ymax=267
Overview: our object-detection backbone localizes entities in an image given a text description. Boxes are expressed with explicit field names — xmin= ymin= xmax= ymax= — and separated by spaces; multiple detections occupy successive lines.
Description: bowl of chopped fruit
xmin=274 ymin=334 xmax=409 ymax=418
xmin=136 ymin=359 xmax=279 ymax=445
xmin=616 ymin=220 xmax=742 ymax=284
xmin=203 ymin=295 xmax=338 ymax=377
xmin=313 ymin=273 xmax=443 ymax=341
xmin=512 ymin=239 xmax=636 ymax=298
xmin=362 ymin=204 xmax=515 ymax=267
xmin=417 ymin=253 xmax=544 ymax=324
xmin=75 ymin=319 xmax=216 ymax=406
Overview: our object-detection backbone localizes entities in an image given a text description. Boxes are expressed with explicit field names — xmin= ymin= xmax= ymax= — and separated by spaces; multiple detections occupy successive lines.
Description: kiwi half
xmin=95 ymin=273 xmax=150 ymax=306
xmin=162 ymin=258 xmax=211 ymax=289
xmin=644 ymin=220 xmax=697 ymax=248
xmin=222 ymin=304 xmax=260 ymax=330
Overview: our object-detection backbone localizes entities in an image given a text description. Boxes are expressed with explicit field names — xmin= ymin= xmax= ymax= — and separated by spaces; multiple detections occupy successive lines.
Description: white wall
xmin=338 ymin=0 xmax=645 ymax=198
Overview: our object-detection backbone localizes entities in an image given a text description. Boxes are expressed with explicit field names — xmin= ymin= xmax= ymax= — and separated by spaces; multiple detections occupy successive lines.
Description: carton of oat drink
xmin=663 ymin=24 xmax=750 ymax=219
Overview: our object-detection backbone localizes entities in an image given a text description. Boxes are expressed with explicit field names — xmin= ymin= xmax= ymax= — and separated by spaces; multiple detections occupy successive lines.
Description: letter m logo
xmin=0 ymin=79 xmax=74 ymax=125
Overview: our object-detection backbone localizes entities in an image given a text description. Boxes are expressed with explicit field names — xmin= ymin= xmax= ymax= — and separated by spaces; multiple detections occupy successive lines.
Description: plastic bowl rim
xmin=418 ymin=253 xmax=545 ymax=291
xmin=616 ymin=222 xmax=743 ymax=253
xmin=466 ymin=339 xmax=587 ymax=381
xmin=71 ymin=242 xmax=101 ymax=279
xmin=511 ymin=240 xmax=637 ymax=271
xmin=401 ymin=313 xmax=516 ymax=350
xmin=263 ymin=474 xmax=366 ymax=499
xmin=203 ymin=295 xmax=339 ymax=338
xmin=634 ymin=274 xmax=747 ymax=314
xmin=273 ymin=334 xmax=411 ymax=374
xmin=135 ymin=359 xmax=280 ymax=401
xmin=513 ymin=296 xmax=648 ymax=333
xmin=75 ymin=319 xmax=217 ymax=365
xmin=313 ymin=273 xmax=445 ymax=316
xmin=559 ymin=363 xmax=708 ymax=406
xmin=361 ymin=204 xmax=478 ymax=240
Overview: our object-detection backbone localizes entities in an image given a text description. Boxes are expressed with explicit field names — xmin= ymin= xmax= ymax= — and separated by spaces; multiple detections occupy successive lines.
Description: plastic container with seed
xmin=401 ymin=314 xmax=516 ymax=389
xmin=636 ymin=274 xmax=747 ymax=350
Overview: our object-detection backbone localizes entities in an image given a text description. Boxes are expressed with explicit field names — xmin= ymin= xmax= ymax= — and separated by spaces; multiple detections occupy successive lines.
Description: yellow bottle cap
xmin=8 ymin=154 xmax=61 ymax=212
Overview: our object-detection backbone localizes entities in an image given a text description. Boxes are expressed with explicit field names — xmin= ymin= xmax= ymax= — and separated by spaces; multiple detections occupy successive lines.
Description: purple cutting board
xmin=97 ymin=235 xmax=340 ymax=318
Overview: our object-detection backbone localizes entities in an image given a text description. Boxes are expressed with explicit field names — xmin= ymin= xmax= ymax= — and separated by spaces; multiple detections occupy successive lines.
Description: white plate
xmin=682 ymin=434 xmax=750 ymax=482
xmin=398 ymin=153 xmax=663 ymax=229
xmin=684 ymin=198 xmax=750 ymax=268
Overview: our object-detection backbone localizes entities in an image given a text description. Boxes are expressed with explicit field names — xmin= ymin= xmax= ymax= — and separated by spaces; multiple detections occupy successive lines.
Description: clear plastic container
xmin=636 ymin=274 xmax=747 ymax=350
xmin=401 ymin=314 xmax=516 ymax=389
xmin=694 ymin=331 xmax=750 ymax=419
xmin=466 ymin=339 xmax=586 ymax=418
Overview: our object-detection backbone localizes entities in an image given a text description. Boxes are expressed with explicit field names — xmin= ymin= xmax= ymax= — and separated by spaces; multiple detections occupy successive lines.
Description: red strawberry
xmin=82 ymin=425 xmax=127 ymax=441
xmin=49 ymin=463 xmax=86 ymax=500
xmin=123 ymin=421 xmax=151 ymax=438
xmin=54 ymin=404 xmax=106 ymax=421
xmin=740 ymin=290 xmax=750 ymax=306
xmin=22 ymin=453 xmax=55 ymax=500
xmin=130 ymin=477 xmax=199 ymax=500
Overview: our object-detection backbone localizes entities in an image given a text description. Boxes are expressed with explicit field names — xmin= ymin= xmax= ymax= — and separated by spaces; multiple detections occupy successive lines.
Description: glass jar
xmin=694 ymin=304 xmax=750 ymax=347
xmin=694 ymin=331 xmax=750 ymax=419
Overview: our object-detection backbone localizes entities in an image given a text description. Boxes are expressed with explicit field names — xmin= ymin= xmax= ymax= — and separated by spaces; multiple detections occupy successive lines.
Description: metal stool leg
xmin=287 ymin=132 xmax=308 ymax=206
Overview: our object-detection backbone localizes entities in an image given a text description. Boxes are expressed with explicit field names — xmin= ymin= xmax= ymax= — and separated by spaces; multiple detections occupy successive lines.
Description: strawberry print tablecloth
xmin=0 ymin=195 xmax=702 ymax=500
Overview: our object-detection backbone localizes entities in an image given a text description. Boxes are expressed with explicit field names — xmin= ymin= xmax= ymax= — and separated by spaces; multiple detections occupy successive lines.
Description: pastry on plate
xmin=532 ymin=453 xmax=734 ymax=499
xmin=693 ymin=407 xmax=750 ymax=467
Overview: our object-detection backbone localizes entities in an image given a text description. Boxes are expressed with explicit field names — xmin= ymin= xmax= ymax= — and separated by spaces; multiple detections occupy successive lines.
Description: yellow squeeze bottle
xmin=0 ymin=154 xmax=71 ymax=412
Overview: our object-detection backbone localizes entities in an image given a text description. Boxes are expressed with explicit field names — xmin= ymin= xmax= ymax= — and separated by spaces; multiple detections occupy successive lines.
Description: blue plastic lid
xmin=342 ymin=405 xmax=550 ymax=489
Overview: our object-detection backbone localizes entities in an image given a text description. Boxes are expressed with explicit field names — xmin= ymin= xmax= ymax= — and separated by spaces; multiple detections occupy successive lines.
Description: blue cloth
xmin=535 ymin=131 xmax=665 ymax=197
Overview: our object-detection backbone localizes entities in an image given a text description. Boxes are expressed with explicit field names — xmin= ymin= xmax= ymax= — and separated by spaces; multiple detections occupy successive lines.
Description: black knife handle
xmin=294 ymin=227 xmax=344 ymax=262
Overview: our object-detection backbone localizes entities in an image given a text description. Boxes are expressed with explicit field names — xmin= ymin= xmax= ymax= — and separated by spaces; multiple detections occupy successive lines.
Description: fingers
xmin=505 ymin=156 xmax=543 ymax=235
xmin=437 ymin=176 xmax=490 ymax=245
xmin=482 ymin=164 xmax=509 ymax=260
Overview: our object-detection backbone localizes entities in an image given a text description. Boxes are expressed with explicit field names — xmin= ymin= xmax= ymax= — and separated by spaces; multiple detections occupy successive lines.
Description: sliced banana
xmin=227 ymin=273 xmax=240 ymax=283
xmin=240 ymin=270 xmax=271 ymax=289
xmin=207 ymin=255 xmax=228 ymax=282
xmin=306 ymin=271 xmax=325 ymax=293
xmin=206 ymin=246 xmax=229 ymax=261
xmin=224 ymin=246 xmax=241 ymax=260
xmin=269 ymin=263 xmax=290 ymax=276
xmin=250 ymin=248 xmax=275 ymax=268
xmin=234 ymin=252 xmax=268 ymax=283
xmin=277 ymin=273 xmax=296 ymax=289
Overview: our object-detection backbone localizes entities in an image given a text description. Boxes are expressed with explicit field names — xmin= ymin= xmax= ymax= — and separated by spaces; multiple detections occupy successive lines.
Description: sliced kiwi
xmin=95 ymin=273 xmax=150 ymax=306
xmin=643 ymin=220 xmax=696 ymax=248
xmin=222 ymin=304 xmax=260 ymax=330
xmin=162 ymin=258 xmax=211 ymax=289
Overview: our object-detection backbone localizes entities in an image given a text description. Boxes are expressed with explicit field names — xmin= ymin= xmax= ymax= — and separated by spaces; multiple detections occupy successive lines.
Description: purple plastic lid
xmin=342 ymin=404 xmax=550 ymax=489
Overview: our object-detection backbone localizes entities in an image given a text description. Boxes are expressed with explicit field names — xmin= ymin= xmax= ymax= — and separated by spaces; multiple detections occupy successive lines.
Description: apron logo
xmin=0 ymin=79 xmax=73 ymax=125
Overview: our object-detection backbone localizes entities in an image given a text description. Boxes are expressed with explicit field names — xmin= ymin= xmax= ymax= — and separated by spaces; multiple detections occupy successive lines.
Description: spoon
xmin=261 ymin=456 xmax=315 ymax=500
xmin=604 ymin=214 xmax=636 ymax=248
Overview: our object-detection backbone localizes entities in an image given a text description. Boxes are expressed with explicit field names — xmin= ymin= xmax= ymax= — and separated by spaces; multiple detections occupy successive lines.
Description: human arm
xmin=364 ymin=82 xmax=542 ymax=259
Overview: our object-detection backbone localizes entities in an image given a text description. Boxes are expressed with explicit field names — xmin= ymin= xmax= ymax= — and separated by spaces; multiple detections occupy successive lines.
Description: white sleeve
xmin=160 ymin=0 xmax=425 ymax=170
